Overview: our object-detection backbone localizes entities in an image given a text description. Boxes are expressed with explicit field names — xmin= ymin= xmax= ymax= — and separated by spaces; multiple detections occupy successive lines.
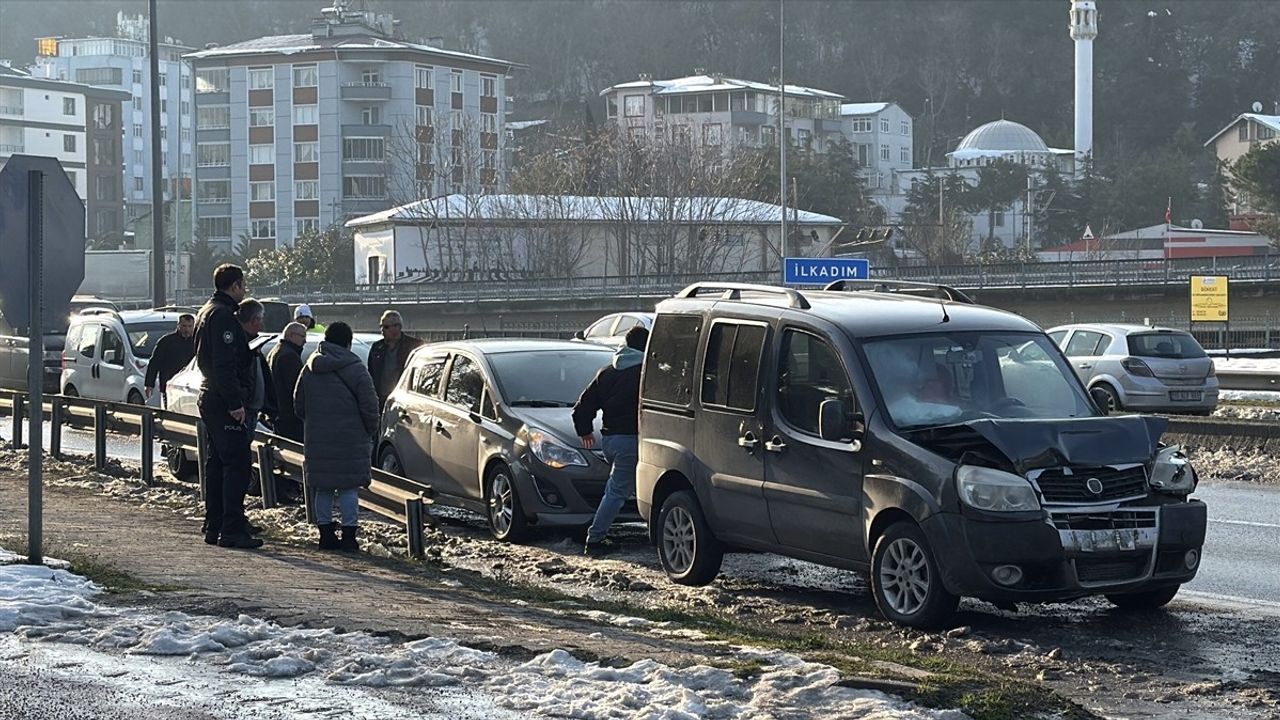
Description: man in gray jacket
xmin=294 ymin=322 xmax=380 ymax=551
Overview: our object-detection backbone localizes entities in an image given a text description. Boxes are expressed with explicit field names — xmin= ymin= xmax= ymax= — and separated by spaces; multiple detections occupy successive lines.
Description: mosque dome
xmin=954 ymin=119 xmax=1050 ymax=154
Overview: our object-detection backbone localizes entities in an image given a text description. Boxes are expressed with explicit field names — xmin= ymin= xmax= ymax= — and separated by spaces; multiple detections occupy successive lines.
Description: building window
xmin=294 ymin=179 xmax=318 ymax=200
xmin=360 ymin=68 xmax=381 ymax=85
xmin=59 ymin=133 xmax=76 ymax=153
xmin=415 ymin=65 xmax=433 ymax=90
xmin=248 ymin=67 xmax=273 ymax=90
xmin=181 ymin=128 xmax=190 ymax=142
xmin=195 ymin=68 xmax=229 ymax=93
xmin=75 ymin=67 xmax=122 ymax=85
xmin=481 ymin=75 xmax=496 ymax=98
xmin=292 ymin=64 xmax=317 ymax=88
xmin=198 ymin=179 xmax=230 ymax=203
xmin=880 ymin=118 xmax=890 ymax=133
xmin=160 ymin=126 xmax=167 ymax=140
xmin=160 ymin=99 xmax=167 ymax=113
xmin=249 ymin=144 xmax=273 ymax=165
xmin=196 ymin=105 xmax=230 ymax=129
xmin=249 ymin=181 xmax=275 ymax=202
xmin=703 ymin=123 xmax=722 ymax=147
xmin=179 ymin=100 xmax=190 ymax=115
xmin=628 ymin=126 xmax=646 ymax=143
xmin=850 ymin=117 xmax=872 ymax=133
xmin=197 ymin=142 xmax=230 ymax=166
xmin=880 ymin=144 xmax=890 ymax=161
xmin=796 ymin=127 xmax=811 ymax=146
xmin=480 ymin=112 xmax=497 ymax=134
xmin=132 ymin=69 xmax=142 ymax=85
xmin=197 ymin=216 xmax=231 ymax=240
xmin=181 ymin=73 xmax=190 ymax=90
xmin=133 ymin=123 xmax=143 ymax=138
xmin=450 ymin=70 xmax=463 ymax=93
xmin=361 ymin=106 xmax=381 ymax=125
xmin=133 ymin=97 xmax=142 ymax=111
xmin=450 ymin=110 xmax=464 ymax=132
xmin=342 ymin=137 xmax=385 ymax=161
xmin=158 ymin=72 xmax=167 ymax=86
xmin=250 ymin=219 xmax=276 ymax=240
xmin=63 ymin=97 xmax=76 ymax=116
xmin=900 ymin=146 xmax=911 ymax=163
xmin=481 ymin=148 xmax=497 ymax=169
xmin=133 ymin=177 xmax=144 ymax=192
xmin=624 ymin=95 xmax=645 ymax=117
xmin=606 ymin=95 xmax=617 ymax=118
xmin=900 ymin=120 xmax=910 ymax=135
xmin=294 ymin=141 xmax=318 ymax=163
xmin=1260 ymin=125 xmax=1277 ymax=141
xmin=296 ymin=218 xmax=320 ymax=236
xmin=133 ymin=150 xmax=143 ymax=164
xmin=876 ymin=172 xmax=884 ymax=189
xmin=416 ymin=105 xmax=433 ymax=127
xmin=343 ymin=175 xmax=386 ymax=198
xmin=292 ymin=104 xmax=318 ymax=125
xmin=762 ymin=125 xmax=776 ymax=145
xmin=994 ymin=211 xmax=1005 ymax=227
xmin=249 ymin=108 xmax=274 ymax=127
xmin=1239 ymin=123 xmax=1249 ymax=142
xmin=417 ymin=141 xmax=431 ymax=164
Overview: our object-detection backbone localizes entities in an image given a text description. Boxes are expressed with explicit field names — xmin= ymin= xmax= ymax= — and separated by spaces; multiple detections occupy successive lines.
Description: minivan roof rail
xmin=675 ymin=282 xmax=811 ymax=310
xmin=76 ymin=307 xmax=120 ymax=318
xmin=822 ymin=279 xmax=975 ymax=304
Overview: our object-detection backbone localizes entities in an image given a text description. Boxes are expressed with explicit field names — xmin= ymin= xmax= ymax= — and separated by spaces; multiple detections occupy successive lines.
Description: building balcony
xmin=0 ymin=143 xmax=24 ymax=155
xmin=815 ymin=118 xmax=845 ymax=133
xmin=341 ymin=123 xmax=392 ymax=137
xmin=730 ymin=110 xmax=770 ymax=127
xmin=0 ymin=105 xmax=23 ymax=117
xmin=341 ymin=83 xmax=392 ymax=101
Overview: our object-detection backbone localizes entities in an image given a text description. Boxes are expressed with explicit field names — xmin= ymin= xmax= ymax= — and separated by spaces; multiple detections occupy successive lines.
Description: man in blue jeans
xmin=574 ymin=326 xmax=648 ymax=557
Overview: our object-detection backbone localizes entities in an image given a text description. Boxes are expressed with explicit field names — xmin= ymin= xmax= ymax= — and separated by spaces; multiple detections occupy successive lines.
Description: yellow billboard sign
xmin=1190 ymin=275 xmax=1229 ymax=322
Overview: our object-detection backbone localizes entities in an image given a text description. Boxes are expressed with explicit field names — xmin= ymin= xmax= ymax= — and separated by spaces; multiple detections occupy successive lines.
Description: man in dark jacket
xmin=194 ymin=264 xmax=262 ymax=550
xmin=267 ymin=321 xmax=307 ymax=442
xmin=368 ymin=310 xmax=423 ymax=407
xmin=143 ymin=314 xmax=195 ymax=403
xmin=295 ymin=322 xmax=380 ymax=552
xmin=573 ymin=326 xmax=648 ymax=556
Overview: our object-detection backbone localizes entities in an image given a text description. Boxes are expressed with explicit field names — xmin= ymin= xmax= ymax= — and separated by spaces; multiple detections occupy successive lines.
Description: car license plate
xmin=1170 ymin=390 xmax=1203 ymax=402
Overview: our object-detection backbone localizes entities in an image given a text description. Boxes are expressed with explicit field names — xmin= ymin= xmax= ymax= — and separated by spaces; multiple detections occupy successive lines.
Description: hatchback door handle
xmin=1078 ymin=363 xmax=1093 ymax=369
xmin=737 ymin=431 xmax=758 ymax=451
xmin=764 ymin=436 xmax=787 ymax=453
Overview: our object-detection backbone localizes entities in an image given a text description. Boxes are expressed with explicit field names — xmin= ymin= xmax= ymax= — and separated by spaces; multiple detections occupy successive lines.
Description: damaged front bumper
xmin=924 ymin=499 xmax=1207 ymax=603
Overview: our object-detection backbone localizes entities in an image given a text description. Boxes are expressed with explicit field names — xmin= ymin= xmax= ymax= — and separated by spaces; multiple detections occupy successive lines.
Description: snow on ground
xmin=1214 ymin=357 xmax=1280 ymax=373
xmin=0 ymin=548 xmax=964 ymax=719
xmin=1219 ymin=390 xmax=1280 ymax=404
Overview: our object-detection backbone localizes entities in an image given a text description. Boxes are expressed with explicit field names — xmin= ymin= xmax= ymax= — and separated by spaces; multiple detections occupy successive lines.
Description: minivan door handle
xmin=737 ymin=431 xmax=758 ymax=451
xmin=764 ymin=436 xmax=787 ymax=453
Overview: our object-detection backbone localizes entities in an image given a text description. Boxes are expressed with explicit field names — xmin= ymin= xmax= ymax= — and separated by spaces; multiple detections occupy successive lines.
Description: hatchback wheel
xmin=486 ymin=464 xmax=528 ymax=543
xmin=657 ymin=489 xmax=723 ymax=586
xmin=871 ymin=521 xmax=958 ymax=629
xmin=165 ymin=444 xmax=197 ymax=481
xmin=378 ymin=445 xmax=404 ymax=476
xmin=1092 ymin=383 xmax=1121 ymax=413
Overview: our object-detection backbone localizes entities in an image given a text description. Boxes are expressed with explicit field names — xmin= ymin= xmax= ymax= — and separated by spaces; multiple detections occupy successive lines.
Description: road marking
xmin=1180 ymin=590 xmax=1280 ymax=615
xmin=1208 ymin=518 xmax=1280 ymax=529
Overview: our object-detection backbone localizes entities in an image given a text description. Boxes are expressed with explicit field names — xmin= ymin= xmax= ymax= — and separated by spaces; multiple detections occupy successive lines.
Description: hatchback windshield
xmin=125 ymin=322 xmax=175 ymax=359
xmin=1126 ymin=332 xmax=1206 ymax=359
xmin=863 ymin=331 xmax=1095 ymax=430
xmin=489 ymin=349 xmax=615 ymax=407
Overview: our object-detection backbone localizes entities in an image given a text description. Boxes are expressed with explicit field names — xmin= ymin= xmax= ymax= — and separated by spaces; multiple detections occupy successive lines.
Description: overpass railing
xmin=0 ymin=392 xmax=435 ymax=559
xmin=171 ymin=255 xmax=1279 ymax=307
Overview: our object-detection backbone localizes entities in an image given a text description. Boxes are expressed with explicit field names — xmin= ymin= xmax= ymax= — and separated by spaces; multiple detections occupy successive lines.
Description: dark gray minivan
xmin=636 ymin=281 xmax=1207 ymax=628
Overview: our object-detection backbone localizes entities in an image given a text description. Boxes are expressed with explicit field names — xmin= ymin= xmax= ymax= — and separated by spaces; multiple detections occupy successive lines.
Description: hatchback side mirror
xmin=573 ymin=330 xmax=585 ymax=340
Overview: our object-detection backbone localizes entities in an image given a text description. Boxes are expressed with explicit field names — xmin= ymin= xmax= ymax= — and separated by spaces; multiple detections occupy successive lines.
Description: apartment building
xmin=1204 ymin=110 xmax=1280 ymax=216
xmin=0 ymin=63 xmax=129 ymax=241
xmin=186 ymin=1 xmax=519 ymax=252
xmin=599 ymin=73 xmax=912 ymax=190
xmin=30 ymin=12 xmax=194 ymax=227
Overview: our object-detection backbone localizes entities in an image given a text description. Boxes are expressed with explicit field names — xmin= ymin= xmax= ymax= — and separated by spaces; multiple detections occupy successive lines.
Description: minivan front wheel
xmin=872 ymin=521 xmax=958 ymax=629
xmin=486 ymin=464 xmax=528 ymax=543
xmin=657 ymin=489 xmax=723 ymax=586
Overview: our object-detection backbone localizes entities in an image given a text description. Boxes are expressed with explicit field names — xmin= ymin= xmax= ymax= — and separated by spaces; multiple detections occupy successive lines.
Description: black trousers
xmin=199 ymin=395 xmax=252 ymax=537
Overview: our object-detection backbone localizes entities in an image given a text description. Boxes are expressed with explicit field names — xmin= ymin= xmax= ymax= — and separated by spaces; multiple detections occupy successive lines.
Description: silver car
xmin=1046 ymin=323 xmax=1219 ymax=414
xmin=574 ymin=312 xmax=654 ymax=349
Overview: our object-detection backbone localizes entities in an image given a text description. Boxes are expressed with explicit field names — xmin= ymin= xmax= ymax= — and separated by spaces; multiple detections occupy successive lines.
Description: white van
xmin=61 ymin=310 xmax=184 ymax=406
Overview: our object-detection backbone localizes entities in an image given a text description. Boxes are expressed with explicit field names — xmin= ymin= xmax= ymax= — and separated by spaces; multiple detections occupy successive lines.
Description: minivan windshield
xmin=862 ymin=331 xmax=1095 ymax=430
xmin=125 ymin=321 xmax=176 ymax=359
xmin=489 ymin=349 xmax=615 ymax=407
xmin=1126 ymin=332 xmax=1206 ymax=359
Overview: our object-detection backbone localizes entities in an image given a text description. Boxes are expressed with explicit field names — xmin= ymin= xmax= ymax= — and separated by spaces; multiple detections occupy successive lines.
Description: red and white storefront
xmin=1039 ymin=223 xmax=1274 ymax=261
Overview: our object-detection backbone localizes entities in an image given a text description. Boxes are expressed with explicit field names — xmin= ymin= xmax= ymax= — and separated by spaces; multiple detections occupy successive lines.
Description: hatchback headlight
xmin=1150 ymin=445 xmax=1197 ymax=494
xmin=528 ymin=430 xmax=587 ymax=469
xmin=956 ymin=466 xmax=1041 ymax=512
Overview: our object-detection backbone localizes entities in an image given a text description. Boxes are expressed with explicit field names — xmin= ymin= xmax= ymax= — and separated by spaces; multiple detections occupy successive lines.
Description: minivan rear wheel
xmin=871 ymin=521 xmax=958 ymax=629
xmin=486 ymin=464 xmax=529 ymax=543
xmin=1106 ymin=585 xmax=1180 ymax=610
xmin=657 ymin=489 xmax=723 ymax=586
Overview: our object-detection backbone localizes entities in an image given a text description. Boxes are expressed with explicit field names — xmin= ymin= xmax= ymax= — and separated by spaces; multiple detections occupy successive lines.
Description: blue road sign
xmin=783 ymin=257 xmax=870 ymax=285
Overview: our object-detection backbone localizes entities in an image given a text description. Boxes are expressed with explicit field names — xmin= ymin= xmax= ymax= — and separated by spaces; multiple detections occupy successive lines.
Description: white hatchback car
xmin=61 ymin=309 xmax=187 ymax=407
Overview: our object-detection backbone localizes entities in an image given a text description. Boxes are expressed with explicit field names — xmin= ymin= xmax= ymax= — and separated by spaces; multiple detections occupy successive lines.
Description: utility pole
xmin=148 ymin=0 xmax=166 ymax=306
xmin=778 ymin=0 xmax=787 ymax=271
xmin=1025 ymin=175 xmax=1034 ymax=256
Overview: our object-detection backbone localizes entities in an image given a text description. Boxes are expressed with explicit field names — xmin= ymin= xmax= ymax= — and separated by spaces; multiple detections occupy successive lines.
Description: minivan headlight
xmin=1149 ymin=445 xmax=1197 ymax=494
xmin=956 ymin=466 xmax=1041 ymax=512
xmin=528 ymin=430 xmax=587 ymax=469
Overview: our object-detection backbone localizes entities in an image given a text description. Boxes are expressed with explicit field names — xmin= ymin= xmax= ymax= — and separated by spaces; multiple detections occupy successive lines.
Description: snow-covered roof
xmin=185 ymin=33 xmax=519 ymax=69
xmin=346 ymin=194 xmax=843 ymax=229
xmin=506 ymin=119 xmax=548 ymax=131
xmin=1203 ymin=113 xmax=1280 ymax=146
xmin=839 ymin=102 xmax=889 ymax=116
xmin=601 ymin=74 xmax=843 ymax=101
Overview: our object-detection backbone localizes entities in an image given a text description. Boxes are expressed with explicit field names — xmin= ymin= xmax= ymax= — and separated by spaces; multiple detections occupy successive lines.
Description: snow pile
xmin=0 ymin=547 xmax=963 ymax=719
xmin=1214 ymin=357 xmax=1280 ymax=373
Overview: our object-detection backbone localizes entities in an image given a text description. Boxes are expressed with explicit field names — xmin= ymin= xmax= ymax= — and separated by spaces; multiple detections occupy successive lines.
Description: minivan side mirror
xmin=819 ymin=398 xmax=863 ymax=448
xmin=1089 ymin=387 xmax=1111 ymax=416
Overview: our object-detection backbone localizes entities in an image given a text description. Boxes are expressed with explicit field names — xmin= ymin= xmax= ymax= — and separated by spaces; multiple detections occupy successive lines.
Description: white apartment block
xmin=30 ymin=12 xmax=194 ymax=228
xmin=186 ymin=1 xmax=520 ymax=252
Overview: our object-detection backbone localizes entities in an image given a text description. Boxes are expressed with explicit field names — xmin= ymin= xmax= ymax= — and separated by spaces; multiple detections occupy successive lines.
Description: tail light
xmin=1207 ymin=363 xmax=1216 ymax=378
xmin=1121 ymin=357 xmax=1155 ymax=377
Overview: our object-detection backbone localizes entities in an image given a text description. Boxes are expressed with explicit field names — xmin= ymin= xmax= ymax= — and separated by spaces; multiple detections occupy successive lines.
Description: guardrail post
xmin=257 ymin=444 xmax=278 ymax=509
xmin=9 ymin=394 xmax=23 ymax=449
xmin=196 ymin=419 xmax=208 ymax=501
xmin=302 ymin=470 xmax=316 ymax=525
xmin=93 ymin=404 xmax=108 ymax=471
xmin=405 ymin=496 xmax=425 ymax=560
xmin=50 ymin=398 xmax=63 ymax=460
xmin=140 ymin=409 xmax=154 ymax=486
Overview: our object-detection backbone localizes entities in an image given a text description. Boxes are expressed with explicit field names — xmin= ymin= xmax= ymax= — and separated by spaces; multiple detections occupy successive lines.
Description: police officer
xmin=194 ymin=264 xmax=263 ymax=549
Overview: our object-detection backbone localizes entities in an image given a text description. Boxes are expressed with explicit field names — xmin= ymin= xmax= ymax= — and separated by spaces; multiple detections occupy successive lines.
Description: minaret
xmin=1070 ymin=0 xmax=1098 ymax=159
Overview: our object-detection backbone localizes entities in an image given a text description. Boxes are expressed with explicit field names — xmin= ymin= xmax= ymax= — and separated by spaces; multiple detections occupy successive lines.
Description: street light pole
xmin=148 ymin=0 xmax=166 ymax=306
xmin=778 ymin=0 xmax=787 ymax=273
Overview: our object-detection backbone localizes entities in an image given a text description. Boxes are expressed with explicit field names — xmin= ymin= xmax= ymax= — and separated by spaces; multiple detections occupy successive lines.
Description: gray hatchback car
xmin=1045 ymin=324 xmax=1218 ymax=415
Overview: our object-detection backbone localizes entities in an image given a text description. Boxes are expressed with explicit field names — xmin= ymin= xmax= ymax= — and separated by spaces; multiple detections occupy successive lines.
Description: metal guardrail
xmin=1216 ymin=370 xmax=1280 ymax=392
xmin=0 ymin=391 xmax=436 ymax=559
xmin=170 ymin=255 xmax=1280 ymax=307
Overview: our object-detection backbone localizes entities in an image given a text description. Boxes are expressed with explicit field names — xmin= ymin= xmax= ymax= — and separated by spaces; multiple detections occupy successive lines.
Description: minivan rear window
xmin=642 ymin=314 xmax=701 ymax=407
xmin=1126 ymin=332 xmax=1206 ymax=359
